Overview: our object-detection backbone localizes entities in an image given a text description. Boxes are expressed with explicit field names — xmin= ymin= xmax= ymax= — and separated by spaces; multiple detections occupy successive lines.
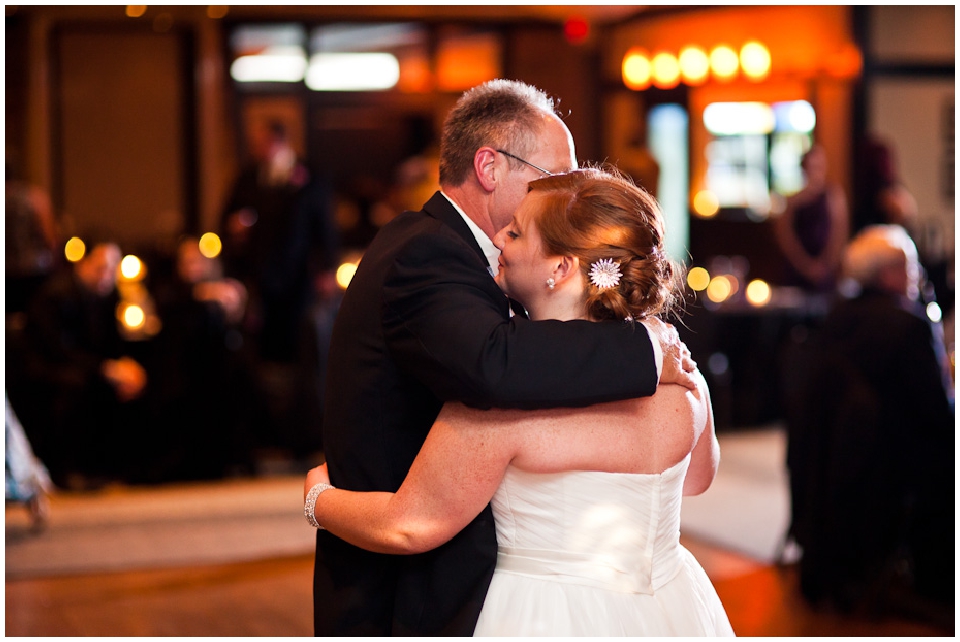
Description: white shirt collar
xmin=440 ymin=190 xmax=500 ymax=277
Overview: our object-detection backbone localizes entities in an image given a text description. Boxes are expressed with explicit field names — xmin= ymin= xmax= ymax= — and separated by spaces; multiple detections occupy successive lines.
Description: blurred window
xmin=703 ymin=100 xmax=815 ymax=219
xmin=230 ymin=24 xmax=307 ymax=84
xmin=308 ymin=23 xmax=426 ymax=92
xmin=229 ymin=22 xmax=502 ymax=93
xmin=649 ymin=103 xmax=690 ymax=261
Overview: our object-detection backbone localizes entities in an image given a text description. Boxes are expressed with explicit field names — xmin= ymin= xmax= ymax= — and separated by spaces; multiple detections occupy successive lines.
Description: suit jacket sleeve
xmin=898 ymin=311 xmax=954 ymax=428
xmin=382 ymin=227 xmax=659 ymax=410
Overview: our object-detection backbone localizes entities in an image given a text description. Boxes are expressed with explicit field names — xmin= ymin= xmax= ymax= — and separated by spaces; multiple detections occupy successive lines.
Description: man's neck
xmin=441 ymin=184 xmax=497 ymax=240
xmin=439 ymin=189 xmax=500 ymax=275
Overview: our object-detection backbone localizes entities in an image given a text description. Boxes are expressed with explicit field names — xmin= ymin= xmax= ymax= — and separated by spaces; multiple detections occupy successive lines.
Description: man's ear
xmin=475 ymin=147 xmax=499 ymax=193
xmin=554 ymin=255 xmax=580 ymax=284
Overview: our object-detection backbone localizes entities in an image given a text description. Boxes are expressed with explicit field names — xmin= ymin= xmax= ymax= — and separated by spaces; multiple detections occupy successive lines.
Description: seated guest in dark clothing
xmin=148 ymin=237 xmax=256 ymax=481
xmin=789 ymin=224 xmax=954 ymax=618
xmin=18 ymin=237 xmax=147 ymax=489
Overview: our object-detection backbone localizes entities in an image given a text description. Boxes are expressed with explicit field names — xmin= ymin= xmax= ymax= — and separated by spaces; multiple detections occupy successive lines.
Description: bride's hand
xmin=644 ymin=318 xmax=698 ymax=391
xmin=304 ymin=463 xmax=331 ymax=500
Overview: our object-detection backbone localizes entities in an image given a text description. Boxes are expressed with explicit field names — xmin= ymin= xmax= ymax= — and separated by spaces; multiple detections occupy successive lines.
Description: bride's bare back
xmin=436 ymin=369 xmax=718 ymax=497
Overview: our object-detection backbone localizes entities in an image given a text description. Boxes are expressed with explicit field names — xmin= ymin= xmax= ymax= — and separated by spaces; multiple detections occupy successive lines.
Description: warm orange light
xmin=679 ymin=46 xmax=710 ymax=85
xmin=706 ymin=275 xmax=734 ymax=303
xmin=622 ymin=48 xmax=651 ymax=91
xmin=746 ymin=279 xmax=772 ymax=306
xmin=396 ymin=51 xmax=433 ymax=93
xmin=693 ymin=190 xmax=720 ymax=218
xmin=740 ymin=41 xmax=771 ymax=81
xmin=120 ymin=255 xmax=144 ymax=281
xmin=65 ymin=237 xmax=86 ymax=263
xmin=827 ymin=44 xmax=862 ymax=79
xmin=436 ymin=34 xmax=500 ymax=92
xmin=198 ymin=232 xmax=222 ymax=259
xmin=651 ymin=52 xmax=681 ymax=89
xmin=206 ymin=5 xmax=228 ymax=19
xmin=336 ymin=261 xmax=359 ymax=290
xmin=122 ymin=304 xmax=146 ymax=330
xmin=687 ymin=266 xmax=711 ymax=292
xmin=125 ymin=5 xmax=147 ymax=18
xmin=710 ymin=45 xmax=739 ymax=82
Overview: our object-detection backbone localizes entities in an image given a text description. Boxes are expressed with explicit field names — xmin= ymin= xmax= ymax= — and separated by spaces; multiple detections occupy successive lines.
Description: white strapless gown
xmin=473 ymin=454 xmax=735 ymax=636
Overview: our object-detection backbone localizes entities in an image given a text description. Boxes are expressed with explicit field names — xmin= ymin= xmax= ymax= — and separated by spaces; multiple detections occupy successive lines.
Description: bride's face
xmin=493 ymin=192 xmax=555 ymax=309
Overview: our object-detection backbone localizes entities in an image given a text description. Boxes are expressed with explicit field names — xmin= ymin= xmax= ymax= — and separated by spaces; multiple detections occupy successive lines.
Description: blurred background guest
xmin=219 ymin=118 xmax=340 ymax=462
xmin=773 ymin=144 xmax=850 ymax=293
xmin=5 ymin=162 xmax=60 ymax=316
xmin=787 ymin=224 xmax=953 ymax=619
xmin=146 ymin=237 xmax=256 ymax=482
xmin=11 ymin=236 xmax=148 ymax=490
xmin=853 ymin=136 xmax=919 ymax=235
xmin=619 ymin=113 xmax=660 ymax=199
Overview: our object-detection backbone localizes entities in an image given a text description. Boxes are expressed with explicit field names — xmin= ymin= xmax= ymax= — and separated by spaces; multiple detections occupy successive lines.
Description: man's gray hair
xmin=843 ymin=224 xmax=918 ymax=288
xmin=438 ymin=79 xmax=558 ymax=187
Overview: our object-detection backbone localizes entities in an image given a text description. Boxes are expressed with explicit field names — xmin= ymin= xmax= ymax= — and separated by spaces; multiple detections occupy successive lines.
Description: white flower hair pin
xmin=589 ymin=258 xmax=622 ymax=290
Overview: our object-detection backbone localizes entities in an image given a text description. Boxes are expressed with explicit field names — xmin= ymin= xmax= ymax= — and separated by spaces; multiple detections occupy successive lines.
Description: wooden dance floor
xmin=5 ymin=542 xmax=952 ymax=636
xmin=5 ymin=427 xmax=953 ymax=636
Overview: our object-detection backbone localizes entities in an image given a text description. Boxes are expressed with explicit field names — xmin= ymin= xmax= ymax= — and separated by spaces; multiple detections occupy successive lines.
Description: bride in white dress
xmin=304 ymin=167 xmax=734 ymax=636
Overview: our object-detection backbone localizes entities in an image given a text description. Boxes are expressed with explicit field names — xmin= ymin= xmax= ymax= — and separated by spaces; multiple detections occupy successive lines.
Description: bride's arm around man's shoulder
xmin=679 ymin=369 xmax=720 ymax=497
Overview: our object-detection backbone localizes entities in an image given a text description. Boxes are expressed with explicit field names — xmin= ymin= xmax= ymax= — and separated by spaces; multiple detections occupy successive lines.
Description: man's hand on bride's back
xmin=644 ymin=317 xmax=698 ymax=391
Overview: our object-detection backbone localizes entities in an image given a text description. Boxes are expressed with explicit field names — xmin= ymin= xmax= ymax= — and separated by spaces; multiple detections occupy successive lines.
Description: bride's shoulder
xmin=651 ymin=375 xmax=711 ymax=434
xmin=608 ymin=382 xmax=707 ymax=434
xmin=619 ymin=382 xmax=700 ymax=413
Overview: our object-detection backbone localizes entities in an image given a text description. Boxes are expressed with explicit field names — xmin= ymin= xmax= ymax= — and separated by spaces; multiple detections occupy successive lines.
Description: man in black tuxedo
xmin=313 ymin=79 xmax=696 ymax=635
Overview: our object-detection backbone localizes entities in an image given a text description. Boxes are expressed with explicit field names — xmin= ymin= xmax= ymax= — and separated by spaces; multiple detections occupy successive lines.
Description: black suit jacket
xmin=314 ymin=191 xmax=660 ymax=636
xmin=787 ymin=288 xmax=954 ymax=601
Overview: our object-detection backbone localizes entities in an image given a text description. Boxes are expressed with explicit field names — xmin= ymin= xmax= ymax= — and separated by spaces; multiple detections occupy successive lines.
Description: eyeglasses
xmin=496 ymin=149 xmax=554 ymax=177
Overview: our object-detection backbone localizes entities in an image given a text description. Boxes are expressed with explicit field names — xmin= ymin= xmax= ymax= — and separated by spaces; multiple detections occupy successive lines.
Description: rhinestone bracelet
xmin=304 ymin=482 xmax=335 ymax=529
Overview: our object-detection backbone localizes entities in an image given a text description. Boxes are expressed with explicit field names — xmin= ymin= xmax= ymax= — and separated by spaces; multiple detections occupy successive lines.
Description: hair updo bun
xmin=528 ymin=166 xmax=685 ymax=322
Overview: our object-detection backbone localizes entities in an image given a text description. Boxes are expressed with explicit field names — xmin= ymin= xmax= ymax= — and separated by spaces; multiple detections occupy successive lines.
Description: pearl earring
xmin=546 ymin=277 xmax=555 ymax=290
